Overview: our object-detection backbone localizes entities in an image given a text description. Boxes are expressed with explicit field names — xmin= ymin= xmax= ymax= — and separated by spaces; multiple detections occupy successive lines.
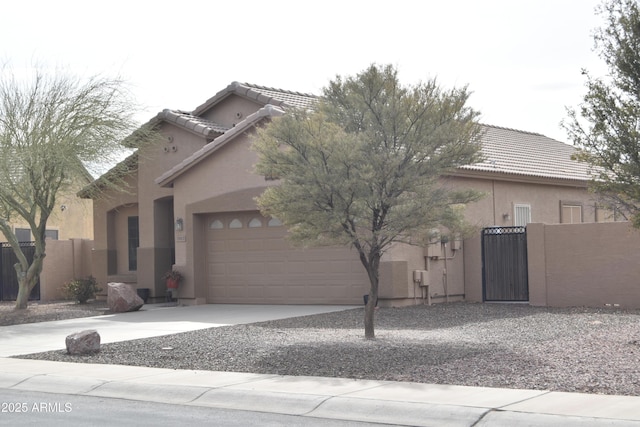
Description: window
xmin=45 ymin=229 xmax=59 ymax=240
xmin=229 ymin=218 xmax=243 ymax=229
xmin=561 ymin=202 xmax=583 ymax=224
xmin=209 ymin=219 xmax=224 ymax=229
xmin=15 ymin=228 xmax=31 ymax=242
xmin=15 ymin=228 xmax=58 ymax=241
xmin=514 ymin=204 xmax=531 ymax=227
xmin=248 ymin=218 xmax=262 ymax=228
xmin=267 ymin=217 xmax=283 ymax=227
xmin=128 ymin=216 xmax=139 ymax=271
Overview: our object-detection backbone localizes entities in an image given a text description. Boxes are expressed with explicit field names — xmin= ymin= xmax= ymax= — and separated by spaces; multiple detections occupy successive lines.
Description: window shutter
xmin=514 ymin=204 xmax=531 ymax=227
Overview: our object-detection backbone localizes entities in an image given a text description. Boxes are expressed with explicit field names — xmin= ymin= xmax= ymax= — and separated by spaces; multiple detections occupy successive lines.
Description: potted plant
xmin=163 ymin=269 xmax=183 ymax=289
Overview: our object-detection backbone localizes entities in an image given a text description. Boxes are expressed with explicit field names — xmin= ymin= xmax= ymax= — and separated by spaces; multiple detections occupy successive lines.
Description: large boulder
xmin=66 ymin=330 xmax=100 ymax=355
xmin=107 ymin=282 xmax=144 ymax=313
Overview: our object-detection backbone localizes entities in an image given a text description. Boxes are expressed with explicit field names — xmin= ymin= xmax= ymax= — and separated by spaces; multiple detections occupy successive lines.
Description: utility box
xmin=450 ymin=236 xmax=462 ymax=251
xmin=426 ymin=242 xmax=442 ymax=259
xmin=412 ymin=270 xmax=431 ymax=305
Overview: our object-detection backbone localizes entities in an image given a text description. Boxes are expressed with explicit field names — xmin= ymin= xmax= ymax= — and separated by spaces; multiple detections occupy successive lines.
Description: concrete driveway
xmin=0 ymin=304 xmax=358 ymax=357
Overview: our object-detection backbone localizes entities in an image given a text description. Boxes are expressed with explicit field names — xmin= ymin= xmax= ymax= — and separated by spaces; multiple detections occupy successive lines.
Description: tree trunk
xmin=15 ymin=279 xmax=32 ymax=310
xmin=14 ymin=256 xmax=44 ymax=310
xmin=363 ymin=254 xmax=380 ymax=340
xmin=364 ymin=292 xmax=377 ymax=339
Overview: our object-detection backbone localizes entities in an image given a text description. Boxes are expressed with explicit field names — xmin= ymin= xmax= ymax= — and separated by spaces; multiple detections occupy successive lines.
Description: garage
xmin=206 ymin=211 xmax=368 ymax=304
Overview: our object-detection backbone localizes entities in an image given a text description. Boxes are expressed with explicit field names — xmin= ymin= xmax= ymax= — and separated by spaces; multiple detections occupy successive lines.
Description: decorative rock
xmin=107 ymin=282 xmax=144 ymax=313
xmin=66 ymin=330 xmax=100 ymax=355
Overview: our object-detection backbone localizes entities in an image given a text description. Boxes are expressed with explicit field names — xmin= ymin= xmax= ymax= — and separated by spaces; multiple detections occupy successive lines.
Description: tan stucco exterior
xmin=446 ymin=174 xmax=600 ymax=304
xmin=6 ymin=182 xmax=93 ymax=242
xmin=527 ymin=222 xmax=640 ymax=308
xmin=39 ymin=239 xmax=93 ymax=301
xmin=84 ymin=82 xmax=637 ymax=309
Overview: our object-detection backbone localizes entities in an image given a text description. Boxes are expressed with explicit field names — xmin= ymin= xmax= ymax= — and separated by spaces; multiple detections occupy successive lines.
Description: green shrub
xmin=61 ymin=276 xmax=102 ymax=304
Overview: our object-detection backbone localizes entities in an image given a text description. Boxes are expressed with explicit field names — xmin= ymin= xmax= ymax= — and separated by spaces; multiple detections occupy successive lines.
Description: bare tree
xmin=0 ymin=64 xmax=148 ymax=309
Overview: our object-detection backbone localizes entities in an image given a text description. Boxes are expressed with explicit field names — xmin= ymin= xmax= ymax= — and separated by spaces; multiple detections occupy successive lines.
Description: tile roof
xmin=78 ymin=152 xmax=138 ymax=198
xmin=192 ymin=82 xmax=317 ymax=116
xmin=156 ymin=109 xmax=229 ymax=138
xmin=459 ymin=125 xmax=591 ymax=182
xmin=88 ymin=80 xmax=594 ymax=194
xmin=242 ymin=83 xmax=318 ymax=110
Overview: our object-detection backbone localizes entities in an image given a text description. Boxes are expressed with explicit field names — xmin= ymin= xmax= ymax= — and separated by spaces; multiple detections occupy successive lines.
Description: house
xmin=0 ymin=177 xmax=94 ymax=302
xmin=6 ymin=179 xmax=93 ymax=242
xmin=80 ymin=82 xmax=615 ymax=306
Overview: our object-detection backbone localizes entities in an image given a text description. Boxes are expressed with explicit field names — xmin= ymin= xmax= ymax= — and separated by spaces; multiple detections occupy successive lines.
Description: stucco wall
xmin=52 ymin=182 xmax=94 ymax=240
xmin=8 ymin=184 xmax=93 ymax=241
xmin=172 ymin=132 xmax=272 ymax=300
xmin=448 ymin=175 xmax=600 ymax=303
xmin=527 ymin=222 xmax=640 ymax=308
xmin=450 ymin=175 xmax=597 ymax=227
xmin=92 ymin=172 xmax=139 ymax=251
xmin=200 ymin=96 xmax=263 ymax=128
xmin=40 ymin=239 xmax=93 ymax=301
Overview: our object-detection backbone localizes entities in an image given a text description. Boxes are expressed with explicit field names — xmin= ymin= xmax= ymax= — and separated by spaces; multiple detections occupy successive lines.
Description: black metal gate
xmin=482 ymin=227 xmax=528 ymax=302
xmin=0 ymin=242 xmax=40 ymax=301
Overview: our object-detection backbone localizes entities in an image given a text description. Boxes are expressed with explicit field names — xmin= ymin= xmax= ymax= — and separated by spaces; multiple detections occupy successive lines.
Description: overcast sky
xmin=2 ymin=0 xmax=608 ymax=143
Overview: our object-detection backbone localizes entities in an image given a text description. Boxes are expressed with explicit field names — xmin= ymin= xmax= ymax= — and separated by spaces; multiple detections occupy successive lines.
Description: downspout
xmin=492 ymin=180 xmax=497 ymax=225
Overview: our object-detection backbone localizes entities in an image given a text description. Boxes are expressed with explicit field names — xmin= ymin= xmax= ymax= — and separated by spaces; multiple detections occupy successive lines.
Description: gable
xmin=197 ymin=95 xmax=266 ymax=129
xmin=192 ymin=82 xmax=316 ymax=118
xmin=156 ymin=104 xmax=285 ymax=187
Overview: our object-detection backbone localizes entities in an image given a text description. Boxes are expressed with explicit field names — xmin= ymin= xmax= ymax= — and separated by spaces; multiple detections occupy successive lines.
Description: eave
xmin=449 ymin=168 xmax=589 ymax=188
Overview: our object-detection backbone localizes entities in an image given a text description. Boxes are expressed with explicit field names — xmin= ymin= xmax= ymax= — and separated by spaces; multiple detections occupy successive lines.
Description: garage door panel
xmin=208 ymin=240 xmax=227 ymax=252
xmin=206 ymin=211 xmax=368 ymax=304
xmin=265 ymin=238 xmax=290 ymax=250
xmin=209 ymin=262 xmax=226 ymax=276
xmin=265 ymin=261 xmax=286 ymax=274
xmin=227 ymin=286 xmax=248 ymax=298
xmin=246 ymin=262 xmax=266 ymax=274
xmin=226 ymin=262 xmax=247 ymax=275
xmin=245 ymin=239 xmax=267 ymax=251
xmin=226 ymin=239 xmax=246 ymax=251
xmin=329 ymin=260 xmax=356 ymax=274
xmin=263 ymin=286 xmax=286 ymax=299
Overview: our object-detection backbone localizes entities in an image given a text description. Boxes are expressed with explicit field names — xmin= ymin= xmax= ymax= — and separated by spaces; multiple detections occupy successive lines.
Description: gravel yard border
xmin=0 ymin=300 xmax=109 ymax=326
xmin=11 ymin=302 xmax=640 ymax=396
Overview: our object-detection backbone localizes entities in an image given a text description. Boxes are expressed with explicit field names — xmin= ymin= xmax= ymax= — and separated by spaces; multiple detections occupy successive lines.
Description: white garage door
xmin=206 ymin=211 xmax=368 ymax=304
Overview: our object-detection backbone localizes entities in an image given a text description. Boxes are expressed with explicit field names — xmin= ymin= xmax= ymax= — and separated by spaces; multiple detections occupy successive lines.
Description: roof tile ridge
xmin=243 ymin=82 xmax=318 ymax=99
xmin=190 ymin=82 xmax=245 ymax=116
xmin=481 ymin=123 xmax=545 ymax=137
xmin=240 ymin=86 xmax=286 ymax=107
xmin=157 ymin=109 xmax=226 ymax=137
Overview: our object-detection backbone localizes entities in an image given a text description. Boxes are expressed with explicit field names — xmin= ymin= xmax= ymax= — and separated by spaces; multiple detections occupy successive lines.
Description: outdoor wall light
xmin=175 ymin=218 xmax=184 ymax=232
xmin=503 ymin=213 xmax=511 ymax=221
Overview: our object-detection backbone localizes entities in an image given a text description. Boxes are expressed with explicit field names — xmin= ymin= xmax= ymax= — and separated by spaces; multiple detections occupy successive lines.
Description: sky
xmin=2 ymin=0 xmax=609 ymax=143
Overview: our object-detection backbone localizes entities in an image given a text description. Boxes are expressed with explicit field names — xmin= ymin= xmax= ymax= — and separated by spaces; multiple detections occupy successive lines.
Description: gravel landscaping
xmin=0 ymin=300 xmax=109 ymax=326
xmin=10 ymin=302 xmax=640 ymax=396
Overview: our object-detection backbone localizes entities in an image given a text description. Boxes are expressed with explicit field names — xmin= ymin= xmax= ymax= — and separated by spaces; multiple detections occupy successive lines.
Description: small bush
xmin=61 ymin=276 xmax=102 ymax=304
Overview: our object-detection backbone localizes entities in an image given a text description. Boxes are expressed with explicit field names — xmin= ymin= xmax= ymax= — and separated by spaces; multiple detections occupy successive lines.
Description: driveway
xmin=0 ymin=304 xmax=357 ymax=357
